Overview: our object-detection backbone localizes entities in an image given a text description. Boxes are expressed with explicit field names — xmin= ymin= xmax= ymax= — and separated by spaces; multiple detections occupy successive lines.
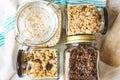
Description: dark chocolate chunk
xmin=82 ymin=6 xmax=87 ymax=11
xmin=80 ymin=72 xmax=84 ymax=76
xmin=28 ymin=65 xmax=32 ymax=70
xmin=46 ymin=63 xmax=53 ymax=71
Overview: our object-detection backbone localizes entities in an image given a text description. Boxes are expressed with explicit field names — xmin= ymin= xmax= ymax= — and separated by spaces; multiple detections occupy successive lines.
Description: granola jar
xmin=17 ymin=48 xmax=59 ymax=80
xmin=66 ymin=2 xmax=108 ymax=35
xmin=64 ymin=35 xmax=100 ymax=80
xmin=15 ymin=0 xmax=62 ymax=47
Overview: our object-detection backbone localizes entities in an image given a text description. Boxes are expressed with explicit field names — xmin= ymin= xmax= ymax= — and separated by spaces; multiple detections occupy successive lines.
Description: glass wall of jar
xmin=66 ymin=0 xmax=108 ymax=36
xmin=15 ymin=0 xmax=63 ymax=47
xmin=17 ymin=48 xmax=59 ymax=80
xmin=64 ymin=35 xmax=100 ymax=80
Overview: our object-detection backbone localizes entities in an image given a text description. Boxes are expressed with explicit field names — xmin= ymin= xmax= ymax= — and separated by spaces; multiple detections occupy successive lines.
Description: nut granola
xmin=67 ymin=5 xmax=104 ymax=35
xmin=22 ymin=49 xmax=58 ymax=78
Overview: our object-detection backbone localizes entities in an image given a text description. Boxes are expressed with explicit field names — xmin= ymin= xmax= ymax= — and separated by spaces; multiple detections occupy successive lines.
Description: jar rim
xmin=66 ymin=34 xmax=96 ymax=44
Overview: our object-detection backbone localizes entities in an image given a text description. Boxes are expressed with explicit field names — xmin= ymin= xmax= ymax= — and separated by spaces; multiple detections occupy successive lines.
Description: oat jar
xmin=15 ymin=0 xmax=62 ymax=47
xmin=17 ymin=48 xmax=59 ymax=80
xmin=66 ymin=1 xmax=108 ymax=35
xmin=64 ymin=35 xmax=100 ymax=80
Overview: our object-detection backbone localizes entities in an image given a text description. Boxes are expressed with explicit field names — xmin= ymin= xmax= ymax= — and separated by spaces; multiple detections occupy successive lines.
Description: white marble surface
xmin=1 ymin=0 xmax=120 ymax=80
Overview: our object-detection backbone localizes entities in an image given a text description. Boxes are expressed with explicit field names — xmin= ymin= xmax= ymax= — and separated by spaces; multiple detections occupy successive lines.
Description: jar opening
xmin=16 ymin=1 xmax=59 ymax=45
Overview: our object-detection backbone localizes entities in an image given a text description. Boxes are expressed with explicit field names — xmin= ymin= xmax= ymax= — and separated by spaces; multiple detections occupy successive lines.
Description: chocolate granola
xmin=65 ymin=45 xmax=99 ymax=80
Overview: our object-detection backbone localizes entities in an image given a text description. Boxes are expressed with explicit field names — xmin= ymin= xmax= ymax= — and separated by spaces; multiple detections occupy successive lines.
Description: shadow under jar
xmin=64 ymin=35 xmax=100 ymax=80
xmin=17 ymin=48 xmax=59 ymax=80
xmin=66 ymin=3 xmax=108 ymax=35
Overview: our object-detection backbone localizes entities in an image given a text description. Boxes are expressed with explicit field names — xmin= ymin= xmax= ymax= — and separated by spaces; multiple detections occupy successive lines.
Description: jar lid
xmin=16 ymin=1 xmax=59 ymax=45
xmin=16 ymin=49 xmax=24 ymax=77
xmin=66 ymin=34 xmax=96 ymax=43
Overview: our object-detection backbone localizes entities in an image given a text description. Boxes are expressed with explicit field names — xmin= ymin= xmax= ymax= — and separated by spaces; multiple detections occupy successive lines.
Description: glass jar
xmin=17 ymin=48 xmax=59 ymax=80
xmin=15 ymin=0 xmax=62 ymax=47
xmin=66 ymin=1 xmax=108 ymax=36
xmin=64 ymin=35 xmax=100 ymax=80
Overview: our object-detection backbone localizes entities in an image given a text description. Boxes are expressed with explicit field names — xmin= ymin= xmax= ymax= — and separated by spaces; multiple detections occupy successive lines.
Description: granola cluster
xmin=22 ymin=49 xmax=58 ymax=78
xmin=67 ymin=5 xmax=104 ymax=35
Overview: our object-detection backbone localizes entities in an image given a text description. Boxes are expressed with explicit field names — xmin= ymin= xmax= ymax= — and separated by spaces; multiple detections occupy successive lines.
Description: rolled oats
xmin=38 ymin=4 xmax=62 ymax=47
xmin=16 ymin=1 xmax=62 ymax=47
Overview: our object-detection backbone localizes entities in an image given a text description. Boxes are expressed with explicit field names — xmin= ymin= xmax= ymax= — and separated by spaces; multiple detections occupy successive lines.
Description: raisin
xmin=46 ymin=63 xmax=53 ymax=71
